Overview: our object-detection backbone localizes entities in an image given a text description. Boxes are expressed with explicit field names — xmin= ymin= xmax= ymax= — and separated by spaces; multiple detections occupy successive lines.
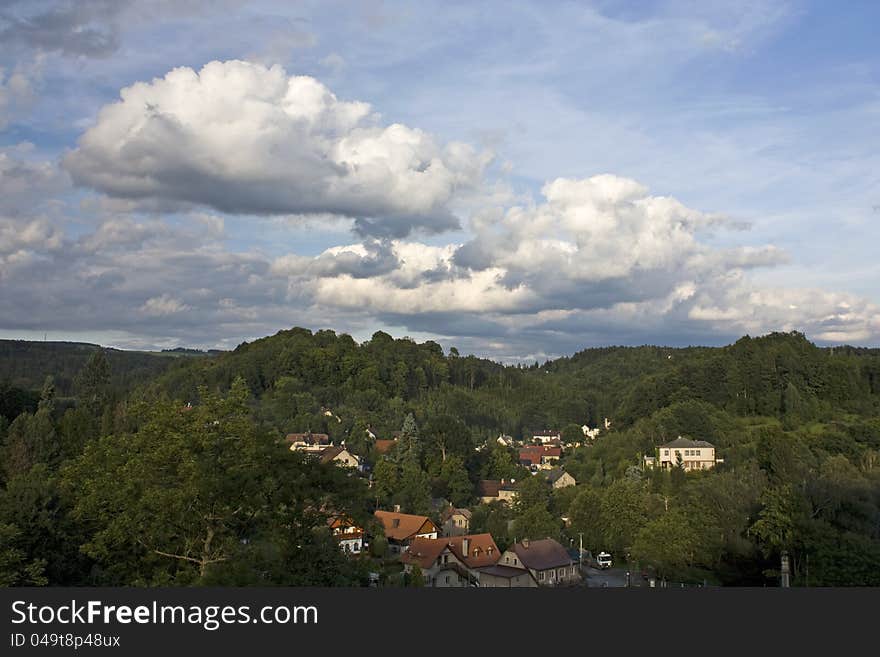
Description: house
xmin=519 ymin=445 xmax=562 ymax=471
xmin=374 ymin=510 xmax=440 ymax=554
xmin=401 ymin=534 xmax=501 ymax=587
xmin=478 ymin=479 xmax=519 ymax=505
xmin=476 ymin=564 xmax=539 ymax=587
xmin=327 ymin=515 xmax=365 ymax=554
xmin=498 ymin=538 xmax=580 ymax=586
xmin=652 ymin=436 xmax=721 ymax=471
xmin=318 ymin=445 xmax=361 ymax=469
xmin=441 ymin=507 xmax=472 ymax=536
xmin=286 ymin=432 xmax=331 ymax=454
xmin=497 ymin=434 xmax=516 ymax=447
xmin=532 ymin=430 xmax=561 ymax=444
xmin=547 ymin=468 xmax=576 ymax=489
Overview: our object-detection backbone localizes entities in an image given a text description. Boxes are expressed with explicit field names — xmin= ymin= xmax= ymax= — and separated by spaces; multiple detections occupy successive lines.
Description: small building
xmin=497 ymin=434 xmax=516 ymax=447
xmin=327 ymin=515 xmax=365 ymax=555
xmin=441 ymin=507 xmax=472 ymax=537
xmin=547 ymin=468 xmax=576 ymax=489
xmin=478 ymin=479 xmax=519 ymax=505
xmin=653 ymin=436 xmax=721 ymax=471
xmin=318 ymin=445 xmax=361 ymax=469
xmin=499 ymin=538 xmax=580 ymax=586
xmin=476 ymin=564 xmax=539 ymax=587
xmin=519 ymin=445 xmax=562 ymax=471
xmin=532 ymin=430 xmax=561 ymax=444
xmin=374 ymin=510 xmax=439 ymax=554
xmin=401 ymin=534 xmax=501 ymax=587
xmin=286 ymin=432 xmax=331 ymax=454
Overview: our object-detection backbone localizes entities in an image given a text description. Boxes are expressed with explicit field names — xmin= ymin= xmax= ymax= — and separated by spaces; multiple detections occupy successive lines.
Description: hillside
xmin=0 ymin=340 xmax=214 ymax=398
xmin=1 ymin=327 xmax=878 ymax=587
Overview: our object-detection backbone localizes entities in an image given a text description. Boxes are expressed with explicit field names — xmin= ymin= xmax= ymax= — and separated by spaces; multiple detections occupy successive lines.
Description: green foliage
xmin=512 ymin=505 xmax=561 ymax=543
xmin=2 ymin=328 xmax=879 ymax=586
xmin=61 ymin=378 xmax=372 ymax=585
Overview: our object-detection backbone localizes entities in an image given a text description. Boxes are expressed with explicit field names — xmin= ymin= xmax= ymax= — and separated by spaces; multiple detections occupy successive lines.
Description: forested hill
xmin=142 ymin=328 xmax=880 ymax=442
xmin=0 ymin=340 xmax=214 ymax=398
xmin=2 ymin=328 xmax=879 ymax=587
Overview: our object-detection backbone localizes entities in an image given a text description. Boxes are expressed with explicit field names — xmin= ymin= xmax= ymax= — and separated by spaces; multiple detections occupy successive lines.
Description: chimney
xmin=393 ymin=504 xmax=401 ymax=513
xmin=501 ymin=478 xmax=505 ymax=485
xmin=462 ymin=537 xmax=470 ymax=556
xmin=522 ymin=538 xmax=530 ymax=549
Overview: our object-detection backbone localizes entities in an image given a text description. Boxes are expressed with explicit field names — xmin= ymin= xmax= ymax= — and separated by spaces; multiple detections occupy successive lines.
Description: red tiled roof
xmin=478 ymin=480 xmax=519 ymax=498
xmin=401 ymin=534 xmax=501 ymax=570
xmin=374 ymin=510 xmax=438 ymax=541
xmin=374 ymin=439 xmax=396 ymax=454
xmin=519 ymin=445 xmax=562 ymax=464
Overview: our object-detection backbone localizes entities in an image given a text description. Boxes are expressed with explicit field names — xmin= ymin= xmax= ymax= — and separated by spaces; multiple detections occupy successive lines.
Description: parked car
xmin=596 ymin=552 xmax=613 ymax=569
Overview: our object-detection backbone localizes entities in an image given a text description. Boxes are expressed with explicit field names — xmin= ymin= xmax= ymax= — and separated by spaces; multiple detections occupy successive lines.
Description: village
xmin=286 ymin=421 xmax=723 ymax=588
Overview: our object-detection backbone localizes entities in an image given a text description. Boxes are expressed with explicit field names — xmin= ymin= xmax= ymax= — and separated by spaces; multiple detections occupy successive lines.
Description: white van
xmin=596 ymin=552 xmax=613 ymax=569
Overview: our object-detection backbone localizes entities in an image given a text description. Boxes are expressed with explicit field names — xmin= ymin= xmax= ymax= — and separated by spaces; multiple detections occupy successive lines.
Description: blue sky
xmin=0 ymin=0 xmax=878 ymax=360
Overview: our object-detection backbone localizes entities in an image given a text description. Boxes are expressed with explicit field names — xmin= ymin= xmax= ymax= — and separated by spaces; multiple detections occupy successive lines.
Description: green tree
xmin=74 ymin=349 xmax=111 ymax=414
xmin=371 ymin=458 xmax=399 ymax=508
xmin=408 ymin=564 xmax=425 ymax=587
xmin=562 ymin=423 xmax=584 ymax=444
xmin=567 ymin=487 xmax=603 ymax=552
xmin=395 ymin=461 xmax=432 ymax=515
xmin=0 ymin=522 xmax=47 ymax=586
xmin=439 ymin=455 xmax=473 ymax=507
xmin=397 ymin=413 xmax=422 ymax=465
xmin=62 ymin=378 xmax=371 ymax=585
xmin=599 ymin=479 xmax=651 ymax=557
xmin=512 ymin=505 xmax=561 ymax=542
xmin=632 ymin=509 xmax=699 ymax=580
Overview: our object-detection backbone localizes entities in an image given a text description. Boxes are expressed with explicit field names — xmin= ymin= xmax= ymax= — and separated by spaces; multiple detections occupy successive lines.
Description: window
xmin=663 ymin=449 xmax=669 ymax=456
xmin=694 ymin=449 xmax=700 ymax=456
xmin=445 ymin=576 xmax=450 ymax=584
xmin=538 ymin=571 xmax=545 ymax=581
xmin=558 ymin=568 xmax=565 ymax=578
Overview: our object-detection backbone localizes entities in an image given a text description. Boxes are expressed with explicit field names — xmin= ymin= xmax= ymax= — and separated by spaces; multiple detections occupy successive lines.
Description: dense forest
xmin=1 ymin=328 xmax=879 ymax=586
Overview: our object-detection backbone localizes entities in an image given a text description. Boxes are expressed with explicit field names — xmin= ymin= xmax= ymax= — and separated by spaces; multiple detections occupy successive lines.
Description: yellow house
xmin=655 ymin=436 xmax=721 ymax=471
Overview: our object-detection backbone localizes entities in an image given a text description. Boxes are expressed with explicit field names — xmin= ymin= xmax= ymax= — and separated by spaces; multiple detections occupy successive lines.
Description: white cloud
xmin=64 ymin=60 xmax=491 ymax=237
xmin=140 ymin=294 xmax=190 ymax=317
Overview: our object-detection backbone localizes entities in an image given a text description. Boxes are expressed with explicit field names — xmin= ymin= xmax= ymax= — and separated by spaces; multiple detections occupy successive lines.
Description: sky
xmin=0 ymin=0 xmax=878 ymax=361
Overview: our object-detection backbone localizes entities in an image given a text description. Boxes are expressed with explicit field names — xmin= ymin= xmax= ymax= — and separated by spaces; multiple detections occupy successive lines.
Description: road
xmin=582 ymin=565 xmax=648 ymax=588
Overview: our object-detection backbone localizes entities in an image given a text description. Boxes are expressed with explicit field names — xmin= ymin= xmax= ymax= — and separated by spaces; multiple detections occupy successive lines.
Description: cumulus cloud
xmin=64 ymin=60 xmax=490 ymax=237
xmin=261 ymin=174 xmax=880 ymax=357
xmin=272 ymin=175 xmax=787 ymax=316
